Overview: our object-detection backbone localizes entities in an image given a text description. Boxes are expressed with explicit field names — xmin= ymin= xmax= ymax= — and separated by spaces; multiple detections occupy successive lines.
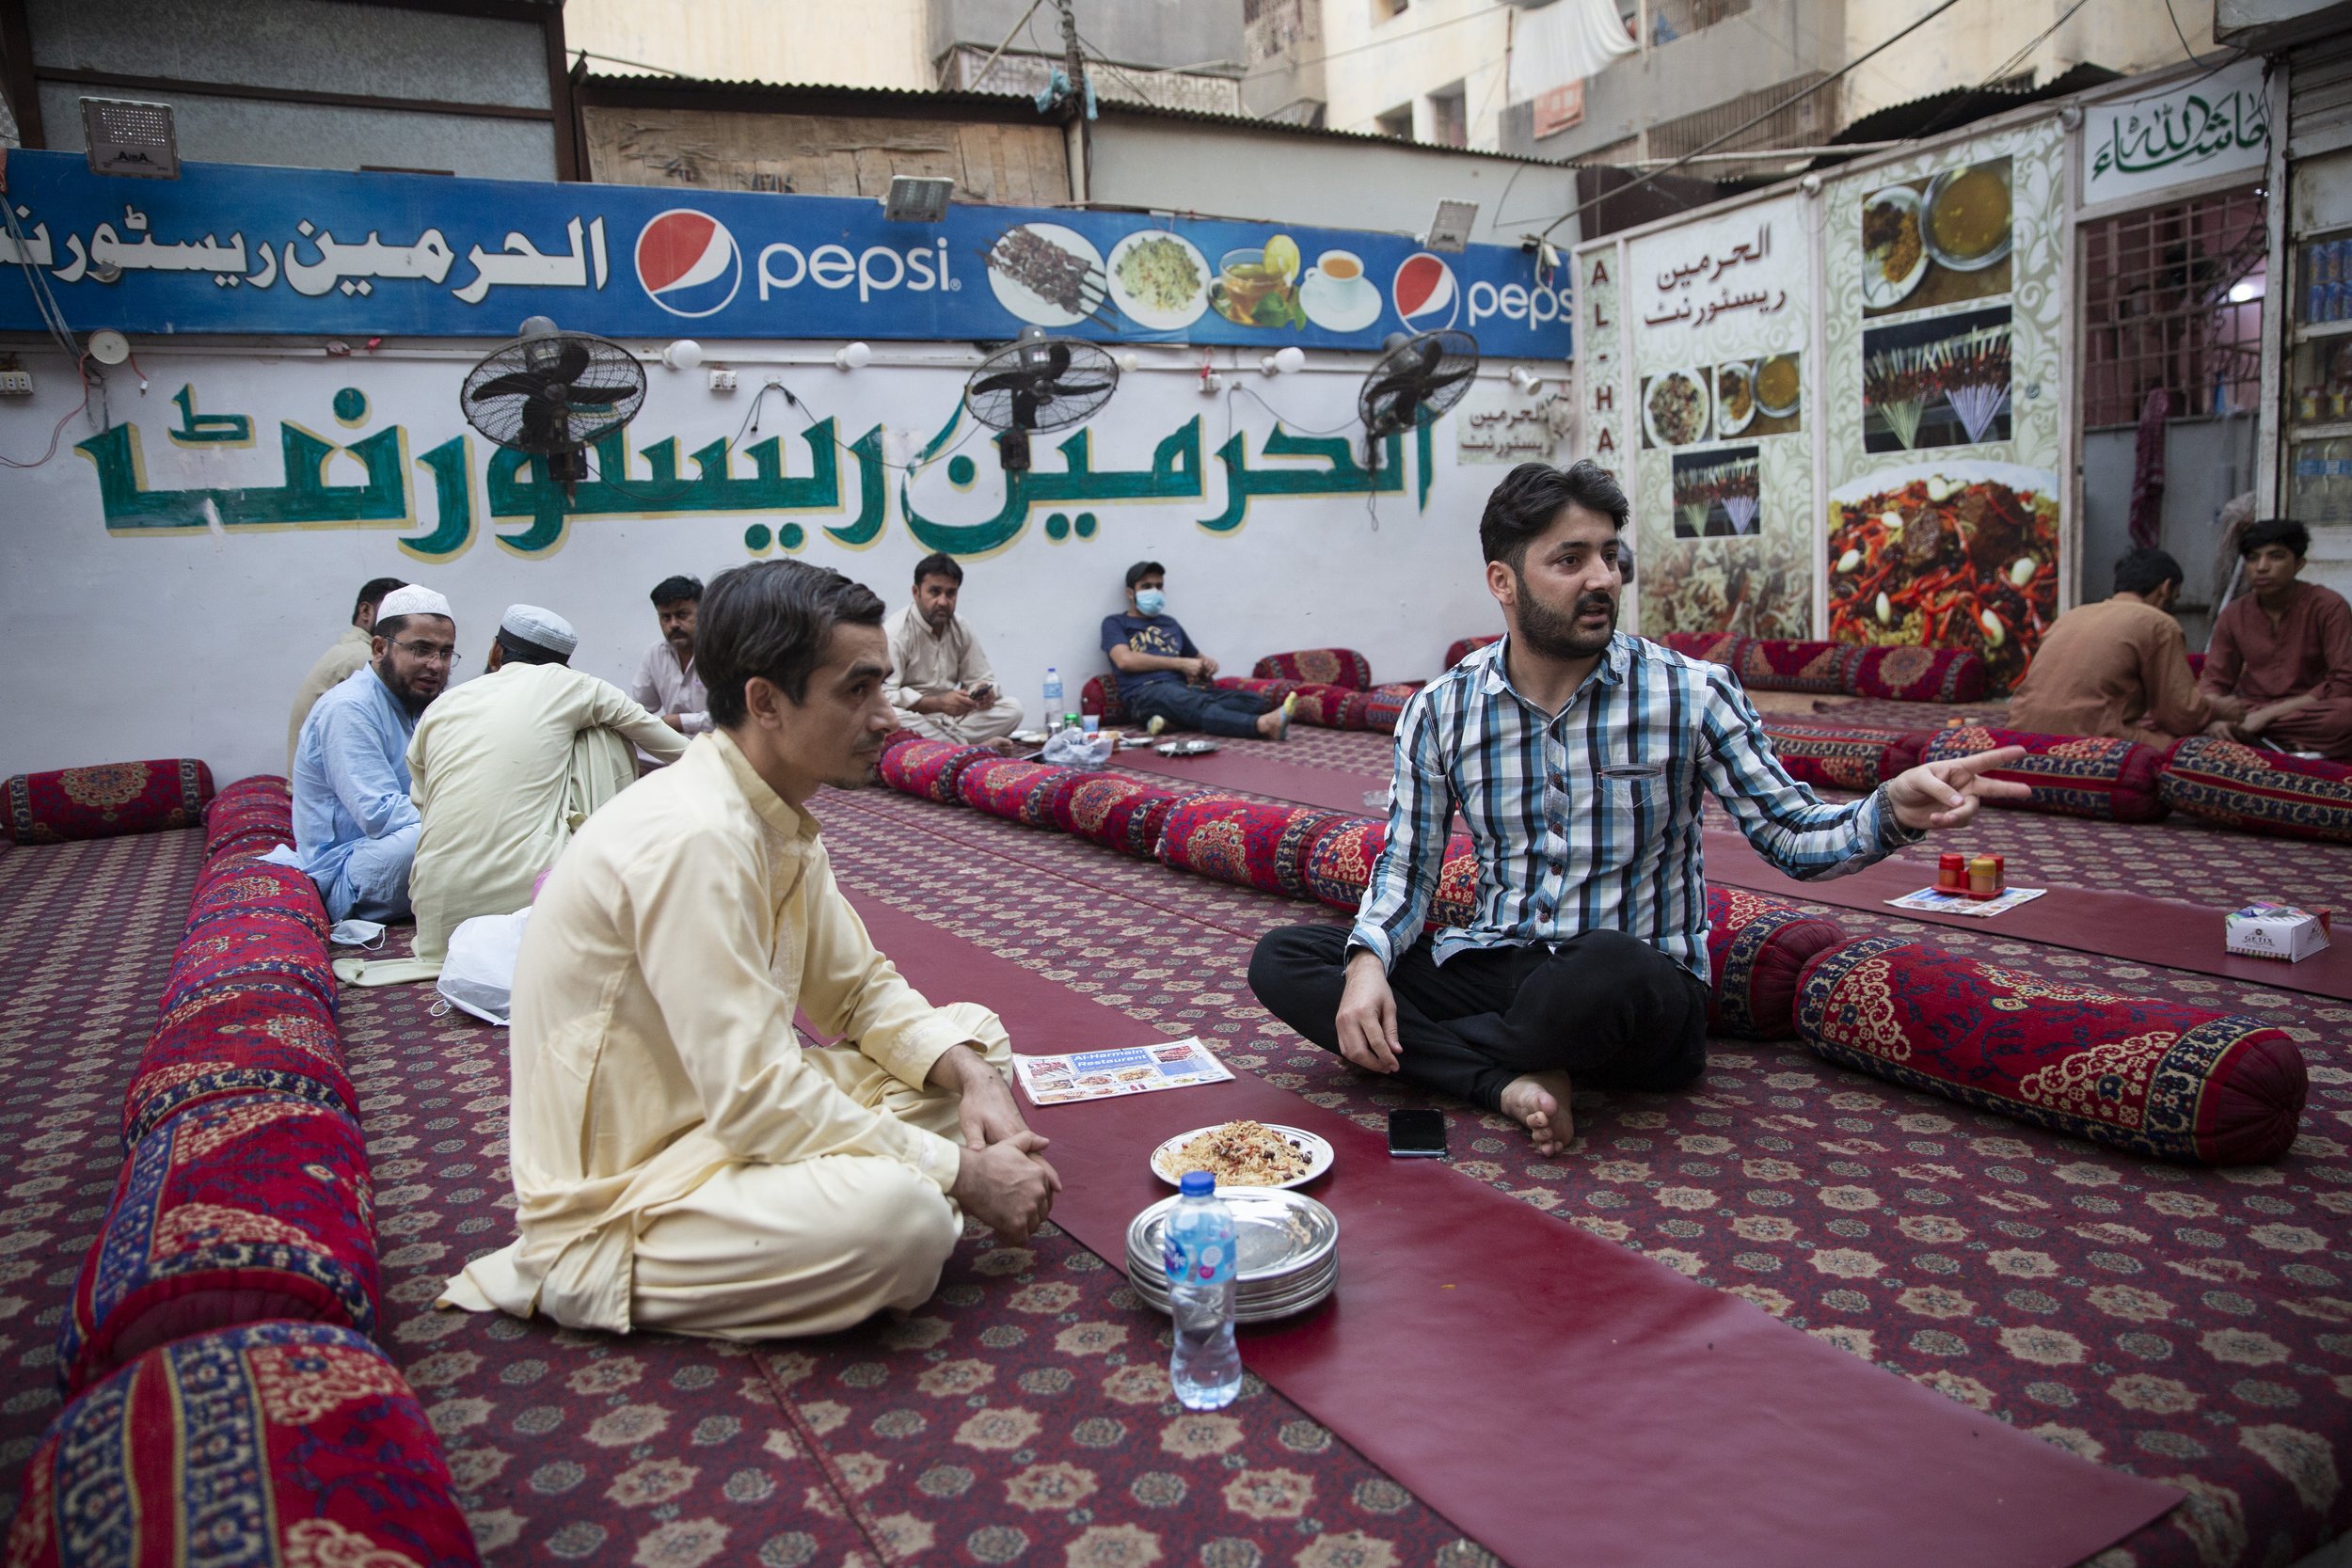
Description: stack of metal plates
xmin=1125 ymin=1187 xmax=1339 ymax=1323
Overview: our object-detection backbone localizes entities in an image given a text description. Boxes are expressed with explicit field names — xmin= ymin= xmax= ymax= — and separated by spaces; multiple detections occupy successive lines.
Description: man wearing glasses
xmin=293 ymin=583 xmax=457 ymax=923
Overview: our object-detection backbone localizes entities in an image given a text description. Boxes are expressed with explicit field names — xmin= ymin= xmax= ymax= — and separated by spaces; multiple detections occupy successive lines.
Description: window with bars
xmin=2079 ymin=187 xmax=2266 ymax=430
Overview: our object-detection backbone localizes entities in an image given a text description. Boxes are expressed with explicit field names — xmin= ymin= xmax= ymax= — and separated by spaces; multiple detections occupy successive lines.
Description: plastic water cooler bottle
xmin=1163 ymin=1171 xmax=1242 ymax=1410
xmin=1042 ymin=667 xmax=1063 ymax=736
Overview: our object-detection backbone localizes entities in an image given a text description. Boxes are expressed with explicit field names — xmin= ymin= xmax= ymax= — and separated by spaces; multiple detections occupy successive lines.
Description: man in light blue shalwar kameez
xmin=293 ymin=582 xmax=457 ymax=923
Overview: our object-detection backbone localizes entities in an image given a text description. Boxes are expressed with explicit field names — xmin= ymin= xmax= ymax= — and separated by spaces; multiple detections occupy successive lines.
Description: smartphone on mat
xmin=1387 ymin=1109 xmax=1447 ymax=1158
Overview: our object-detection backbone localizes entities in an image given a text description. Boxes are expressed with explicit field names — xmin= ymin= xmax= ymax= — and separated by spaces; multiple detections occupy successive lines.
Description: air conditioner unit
xmin=82 ymin=98 xmax=180 ymax=180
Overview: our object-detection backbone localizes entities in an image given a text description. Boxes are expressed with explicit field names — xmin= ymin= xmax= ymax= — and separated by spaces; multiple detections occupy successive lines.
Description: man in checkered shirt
xmin=1249 ymin=462 xmax=2024 ymax=1155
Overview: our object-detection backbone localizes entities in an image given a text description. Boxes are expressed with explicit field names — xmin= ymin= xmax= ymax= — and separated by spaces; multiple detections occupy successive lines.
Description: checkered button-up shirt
xmin=1348 ymin=634 xmax=1920 ymax=985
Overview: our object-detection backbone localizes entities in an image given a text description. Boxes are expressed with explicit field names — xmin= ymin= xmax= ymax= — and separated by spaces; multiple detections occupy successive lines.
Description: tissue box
xmin=2225 ymin=903 xmax=2333 ymax=964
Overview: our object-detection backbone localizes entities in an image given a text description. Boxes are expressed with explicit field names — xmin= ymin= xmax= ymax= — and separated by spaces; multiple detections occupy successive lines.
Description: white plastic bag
xmin=437 ymin=907 xmax=531 ymax=1026
xmin=1041 ymin=728 xmax=1114 ymax=768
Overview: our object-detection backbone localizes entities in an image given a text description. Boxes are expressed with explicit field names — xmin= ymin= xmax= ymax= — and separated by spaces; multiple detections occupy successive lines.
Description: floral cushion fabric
xmin=3 ymin=759 xmax=214 ymax=845
xmin=1795 ymin=937 xmax=2308 ymax=1165
xmin=2156 ymin=736 xmax=2352 ymax=845
xmin=1704 ymin=886 xmax=1851 ymax=1040
xmin=1249 ymin=648 xmax=1373 ymax=689
xmin=1920 ymin=725 xmax=2168 ymax=822
xmin=8 ymin=1323 xmax=476 ymax=1568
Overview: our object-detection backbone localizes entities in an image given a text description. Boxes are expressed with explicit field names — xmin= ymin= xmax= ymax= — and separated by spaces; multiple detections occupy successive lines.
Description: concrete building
xmin=0 ymin=0 xmax=576 ymax=180
xmin=566 ymin=0 xmax=1249 ymax=117
xmin=1500 ymin=0 xmax=2230 ymax=166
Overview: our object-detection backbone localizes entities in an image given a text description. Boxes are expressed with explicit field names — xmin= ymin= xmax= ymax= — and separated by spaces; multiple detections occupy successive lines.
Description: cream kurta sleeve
xmin=622 ymin=820 xmax=963 ymax=1192
xmin=883 ymin=607 xmax=927 ymax=713
xmin=578 ymin=673 xmax=690 ymax=764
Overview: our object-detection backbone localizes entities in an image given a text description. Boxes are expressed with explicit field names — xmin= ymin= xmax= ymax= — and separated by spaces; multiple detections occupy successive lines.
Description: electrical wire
xmin=1902 ymin=0 xmax=2096 ymax=146
xmin=0 ymin=190 xmax=99 ymax=468
xmin=1533 ymin=0 xmax=1970 ymax=241
xmin=1234 ymin=7 xmax=1502 ymax=86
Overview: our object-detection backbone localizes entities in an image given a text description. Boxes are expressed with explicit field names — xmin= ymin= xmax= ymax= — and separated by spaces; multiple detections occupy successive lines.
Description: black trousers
xmin=1248 ymin=925 xmax=1710 ymax=1112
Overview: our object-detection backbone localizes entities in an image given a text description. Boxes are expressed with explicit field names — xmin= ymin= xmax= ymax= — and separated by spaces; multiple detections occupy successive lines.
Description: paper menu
xmin=1012 ymin=1037 xmax=1233 ymax=1106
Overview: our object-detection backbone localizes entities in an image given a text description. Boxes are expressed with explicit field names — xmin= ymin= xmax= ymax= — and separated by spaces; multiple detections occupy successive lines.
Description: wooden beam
xmin=31 ymin=66 xmax=554 ymax=122
xmin=0 ymin=0 xmax=40 ymax=150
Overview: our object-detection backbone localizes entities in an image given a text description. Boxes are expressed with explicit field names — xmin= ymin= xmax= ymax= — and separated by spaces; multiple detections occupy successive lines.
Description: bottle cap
xmin=1179 ymin=1170 xmax=1215 ymax=1196
xmin=1939 ymin=852 xmax=1965 ymax=869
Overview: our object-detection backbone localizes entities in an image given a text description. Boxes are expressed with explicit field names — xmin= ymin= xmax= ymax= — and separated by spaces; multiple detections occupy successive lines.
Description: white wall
xmin=564 ymin=0 xmax=932 ymax=88
xmin=0 ymin=341 xmax=1537 ymax=783
xmin=1318 ymin=0 xmax=1516 ymax=150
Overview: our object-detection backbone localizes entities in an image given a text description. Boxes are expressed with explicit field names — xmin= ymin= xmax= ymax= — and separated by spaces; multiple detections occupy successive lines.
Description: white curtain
xmin=1509 ymin=0 xmax=1638 ymax=103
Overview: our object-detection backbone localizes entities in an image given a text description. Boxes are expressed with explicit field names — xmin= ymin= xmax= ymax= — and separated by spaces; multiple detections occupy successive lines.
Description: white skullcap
xmin=500 ymin=604 xmax=578 ymax=657
xmin=376 ymin=584 xmax=453 ymax=622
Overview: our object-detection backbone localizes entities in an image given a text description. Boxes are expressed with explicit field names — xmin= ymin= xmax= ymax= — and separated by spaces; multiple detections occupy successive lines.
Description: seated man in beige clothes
xmin=2008 ymin=548 xmax=2245 ymax=747
xmin=440 ymin=561 xmax=1059 ymax=1340
xmin=287 ymin=576 xmax=406 ymax=772
xmin=884 ymin=551 xmax=1025 ymax=749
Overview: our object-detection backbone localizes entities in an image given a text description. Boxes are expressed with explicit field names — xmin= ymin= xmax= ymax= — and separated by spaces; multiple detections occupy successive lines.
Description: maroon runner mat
xmin=845 ymin=888 xmax=2183 ymax=1568
xmin=1114 ymin=745 xmax=2352 ymax=1002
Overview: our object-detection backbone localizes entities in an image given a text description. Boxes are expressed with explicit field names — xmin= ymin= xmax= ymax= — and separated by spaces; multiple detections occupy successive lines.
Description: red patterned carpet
xmin=6 ymin=763 xmax=2352 ymax=1566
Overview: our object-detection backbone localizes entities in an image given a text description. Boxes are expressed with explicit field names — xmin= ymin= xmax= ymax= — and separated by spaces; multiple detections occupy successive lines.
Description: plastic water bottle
xmin=1042 ymin=666 xmax=1063 ymax=736
xmin=1163 ymin=1171 xmax=1242 ymax=1410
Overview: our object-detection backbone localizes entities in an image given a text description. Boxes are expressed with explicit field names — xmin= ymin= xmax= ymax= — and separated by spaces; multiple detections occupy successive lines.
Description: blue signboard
xmin=0 ymin=152 xmax=1571 ymax=357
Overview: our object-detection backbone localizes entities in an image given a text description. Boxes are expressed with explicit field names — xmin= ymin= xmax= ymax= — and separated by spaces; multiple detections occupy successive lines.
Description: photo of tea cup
xmin=1300 ymin=246 xmax=1381 ymax=332
xmin=1212 ymin=246 xmax=1290 ymax=325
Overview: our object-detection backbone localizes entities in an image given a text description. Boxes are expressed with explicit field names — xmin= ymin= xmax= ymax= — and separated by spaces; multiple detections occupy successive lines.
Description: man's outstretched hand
xmin=1334 ymin=950 xmax=1402 ymax=1074
xmin=1885 ymin=745 xmax=2033 ymax=832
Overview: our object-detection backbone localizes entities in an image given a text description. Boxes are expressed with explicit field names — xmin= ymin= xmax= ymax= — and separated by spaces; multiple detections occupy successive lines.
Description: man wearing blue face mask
xmin=1101 ymin=562 xmax=1294 ymax=741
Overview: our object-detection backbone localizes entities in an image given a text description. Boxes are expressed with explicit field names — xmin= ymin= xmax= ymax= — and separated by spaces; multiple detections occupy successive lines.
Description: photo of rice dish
xmin=1861 ymin=186 xmax=1927 ymax=309
xmin=1644 ymin=371 xmax=1709 ymax=448
xmin=1716 ymin=362 xmax=1756 ymax=434
xmin=1111 ymin=232 xmax=1205 ymax=322
xmin=1155 ymin=1120 xmax=1313 ymax=1187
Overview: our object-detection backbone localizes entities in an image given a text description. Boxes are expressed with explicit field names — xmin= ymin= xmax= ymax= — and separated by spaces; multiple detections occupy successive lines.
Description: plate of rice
xmin=1108 ymin=230 xmax=1211 ymax=330
xmin=1151 ymin=1119 xmax=1334 ymax=1189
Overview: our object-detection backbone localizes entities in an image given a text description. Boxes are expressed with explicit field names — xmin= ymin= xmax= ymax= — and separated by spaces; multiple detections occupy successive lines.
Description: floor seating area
xmin=2 ymin=684 xmax=2350 ymax=1564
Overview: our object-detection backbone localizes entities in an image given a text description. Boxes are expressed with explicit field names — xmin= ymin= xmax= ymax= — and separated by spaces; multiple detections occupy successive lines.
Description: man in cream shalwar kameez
xmin=441 ymin=562 xmax=1058 ymax=1339
xmin=396 ymin=606 xmax=687 ymax=972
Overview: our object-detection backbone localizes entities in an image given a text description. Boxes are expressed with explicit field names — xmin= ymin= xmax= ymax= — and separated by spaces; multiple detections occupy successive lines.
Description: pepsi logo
xmin=636 ymin=209 xmax=742 ymax=319
xmin=1391 ymin=252 xmax=1459 ymax=329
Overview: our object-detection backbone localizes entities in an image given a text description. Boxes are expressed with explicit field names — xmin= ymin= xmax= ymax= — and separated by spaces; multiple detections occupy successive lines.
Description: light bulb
xmin=519 ymin=315 xmax=562 ymax=372
xmin=834 ymin=341 xmax=874 ymax=371
xmin=662 ymin=340 xmax=704 ymax=372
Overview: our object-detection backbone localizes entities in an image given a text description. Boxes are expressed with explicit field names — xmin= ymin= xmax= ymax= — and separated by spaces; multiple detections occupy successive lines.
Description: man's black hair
xmin=913 ymin=551 xmax=964 ymax=588
xmin=700 ymin=561 xmax=886 ymax=727
xmin=496 ymin=630 xmax=569 ymax=667
xmin=2113 ymin=547 xmax=2185 ymax=596
xmin=650 ymin=574 xmax=705 ymax=608
xmin=2241 ymin=518 xmax=2311 ymax=560
xmin=1478 ymin=461 xmax=1629 ymax=573
xmin=1125 ymin=560 xmax=1166 ymax=592
xmin=353 ymin=577 xmax=407 ymax=626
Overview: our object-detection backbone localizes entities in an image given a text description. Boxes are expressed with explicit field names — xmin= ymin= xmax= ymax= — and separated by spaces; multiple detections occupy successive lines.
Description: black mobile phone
xmin=967 ymin=682 xmax=995 ymax=704
xmin=1387 ymin=1109 xmax=1447 ymax=1158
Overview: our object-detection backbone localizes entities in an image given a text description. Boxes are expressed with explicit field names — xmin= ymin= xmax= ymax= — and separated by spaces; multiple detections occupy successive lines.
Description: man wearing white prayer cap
xmin=293 ymin=582 xmax=456 ymax=922
xmin=340 ymin=602 xmax=690 ymax=985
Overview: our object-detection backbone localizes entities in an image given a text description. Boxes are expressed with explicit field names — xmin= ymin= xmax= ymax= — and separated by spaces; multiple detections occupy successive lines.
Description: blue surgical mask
xmin=1135 ymin=589 xmax=1167 ymax=617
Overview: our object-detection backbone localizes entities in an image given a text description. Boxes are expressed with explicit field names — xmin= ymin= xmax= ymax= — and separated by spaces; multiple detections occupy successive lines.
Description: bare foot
xmin=1499 ymin=1071 xmax=1576 ymax=1157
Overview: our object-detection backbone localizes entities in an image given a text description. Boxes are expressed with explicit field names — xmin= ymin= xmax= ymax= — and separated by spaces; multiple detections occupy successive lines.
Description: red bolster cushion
xmin=1281 ymin=683 xmax=1357 ymax=729
xmin=3 ymin=759 xmax=214 ymax=845
xmin=1250 ymin=648 xmax=1373 ymax=689
xmin=1760 ymin=723 xmax=1914 ymax=793
xmin=1302 ymin=817 xmax=1478 ymax=927
xmin=2156 ymin=736 xmax=2352 ymax=845
xmin=188 ymin=859 xmax=331 ymax=940
xmin=1795 ymin=937 xmax=2308 ymax=1164
xmin=1704 ymin=886 xmax=1850 ymax=1040
xmin=1157 ymin=797 xmax=1350 ymax=898
xmin=1444 ymin=635 xmax=1502 ymax=668
xmin=878 ymin=737 xmax=994 ymax=804
xmin=1052 ymin=774 xmax=1187 ymax=858
xmin=8 ymin=1323 xmax=475 ymax=1568
xmin=1080 ymin=674 xmax=1127 ymax=723
xmin=59 ymin=1094 xmax=379 ymax=1396
xmin=956 ymin=756 xmax=1074 ymax=827
xmin=1844 ymin=644 xmax=1990 ymax=703
xmin=125 ymin=985 xmax=353 ymax=1148
xmin=1658 ymin=632 xmax=1756 ymax=669
xmin=1737 ymin=640 xmax=1863 ymax=694
xmin=1920 ymin=724 xmax=2168 ymax=822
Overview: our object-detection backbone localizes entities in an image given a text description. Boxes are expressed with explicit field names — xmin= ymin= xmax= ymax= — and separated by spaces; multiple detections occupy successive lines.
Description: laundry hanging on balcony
xmin=1509 ymin=0 xmax=1640 ymax=103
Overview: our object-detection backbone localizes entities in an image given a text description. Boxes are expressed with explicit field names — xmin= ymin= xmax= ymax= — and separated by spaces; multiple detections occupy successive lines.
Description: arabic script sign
xmin=2082 ymin=60 xmax=2270 ymax=208
xmin=0 ymin=151 xmax=1571 ymax=357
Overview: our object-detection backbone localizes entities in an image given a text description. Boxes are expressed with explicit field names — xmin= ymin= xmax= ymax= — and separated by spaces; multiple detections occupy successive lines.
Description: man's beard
xmin=374 ymin=657 xmax=437 ymax=716
xmin=1515 ymin=574 xmax=1617 ymax=659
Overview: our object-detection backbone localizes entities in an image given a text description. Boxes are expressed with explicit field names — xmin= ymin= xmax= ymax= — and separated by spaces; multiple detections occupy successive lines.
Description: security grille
xmin=2078 ymin=186 xmax=2266 ymax=429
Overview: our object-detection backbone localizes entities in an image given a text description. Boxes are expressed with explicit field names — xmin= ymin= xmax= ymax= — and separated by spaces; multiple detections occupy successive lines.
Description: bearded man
xmin=1247 ymin=462 xmax=2027 ymax=1156
xmin=292 ymin=582 xmax=457 ymax=923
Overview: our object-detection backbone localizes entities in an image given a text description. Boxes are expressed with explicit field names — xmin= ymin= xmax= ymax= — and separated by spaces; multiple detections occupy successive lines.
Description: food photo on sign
xmin=1860 ymin=156 xmax=2012 ymax=319
xmin=1824 ymin=458 xmax=2058 ymax=689
xmin=1672 ymin=445 xmax=1761 ymax=538
xmin=1862 ymin=305 xmax=2012 ymax=452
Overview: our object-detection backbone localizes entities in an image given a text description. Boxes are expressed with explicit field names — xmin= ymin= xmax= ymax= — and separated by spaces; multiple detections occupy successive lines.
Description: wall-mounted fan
xmin=461 ymin=315 xmax=647 ymax=486
xmin=1359 ymin=329 xmax=1479 ymax=466
xmin=964 ymin=326 xmax=1120 ymax=472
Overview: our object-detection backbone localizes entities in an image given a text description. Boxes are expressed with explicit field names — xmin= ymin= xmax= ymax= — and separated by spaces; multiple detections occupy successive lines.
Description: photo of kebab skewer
xmin=984 ymin=225 xmax=1116 ymax=328
xmin=1931 ymin=324 xmax=2011 ymax=446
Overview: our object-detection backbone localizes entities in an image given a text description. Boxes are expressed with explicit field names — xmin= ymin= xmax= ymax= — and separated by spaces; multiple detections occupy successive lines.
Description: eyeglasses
xmin=389 ymin=640 xmax=462 ymax=664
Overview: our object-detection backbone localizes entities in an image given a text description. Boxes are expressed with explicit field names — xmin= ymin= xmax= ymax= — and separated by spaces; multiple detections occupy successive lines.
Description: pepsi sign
xmin=0 ymin=151 xmax=1571 ymax=359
